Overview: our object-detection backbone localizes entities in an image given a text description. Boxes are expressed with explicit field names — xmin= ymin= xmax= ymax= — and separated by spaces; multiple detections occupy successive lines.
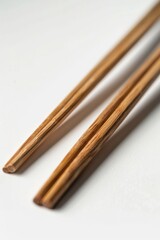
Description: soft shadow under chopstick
xmin=56 ymin=83 xmax=160 ymax=209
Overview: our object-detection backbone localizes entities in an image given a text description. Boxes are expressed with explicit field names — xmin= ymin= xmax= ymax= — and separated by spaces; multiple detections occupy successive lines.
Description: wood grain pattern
xmin=41 ymin=53 xmax=160 ymax=208
xmin=3 ymin=2 xmax=160 ymax=173
xmin=33 ymin=48 xmax=160 ymax=205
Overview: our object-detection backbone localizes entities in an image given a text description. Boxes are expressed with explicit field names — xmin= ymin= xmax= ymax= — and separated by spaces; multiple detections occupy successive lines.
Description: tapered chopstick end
xmin=2 ymin=164 xmax=16 ymax=174
xmin=33 ymin=196 xmax=43 ymax=206
xmin=41 ymin=198 xmax=55 ymax=209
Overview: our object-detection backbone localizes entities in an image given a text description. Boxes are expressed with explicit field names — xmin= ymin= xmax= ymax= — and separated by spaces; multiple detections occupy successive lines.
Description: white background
xmin=0 ymin=0 xmax=160 ymax=239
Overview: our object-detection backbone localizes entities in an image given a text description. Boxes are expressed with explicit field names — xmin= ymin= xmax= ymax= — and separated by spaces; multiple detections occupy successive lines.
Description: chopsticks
xmin=34 ymin=47 xmax=160 ymax=208
xmin=3 ymin=2 xmax=160 ymax=174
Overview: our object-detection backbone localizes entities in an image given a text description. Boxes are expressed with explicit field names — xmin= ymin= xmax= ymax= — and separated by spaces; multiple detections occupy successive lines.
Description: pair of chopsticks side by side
xmin=3 ymin=2 xmax=160 ymax=173
xmin=34 ymin=47 xmax=160 ymax=208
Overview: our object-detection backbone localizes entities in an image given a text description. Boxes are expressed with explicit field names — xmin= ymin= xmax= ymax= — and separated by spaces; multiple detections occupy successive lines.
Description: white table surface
xmin=0 ymin=0 xmax=160 ymax=239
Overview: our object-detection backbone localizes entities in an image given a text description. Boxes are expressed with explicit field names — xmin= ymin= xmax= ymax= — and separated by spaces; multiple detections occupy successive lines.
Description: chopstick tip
xmin=2 ymin=164 xmax=16 ymax=174
xmin=33 ymin=196 xmax=43 ymax=206
xmin=41 ymin=199 xmax=54 ymax=209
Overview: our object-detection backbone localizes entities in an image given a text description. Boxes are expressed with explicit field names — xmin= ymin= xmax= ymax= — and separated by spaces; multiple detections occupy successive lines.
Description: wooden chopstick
xmin=33 ymin=47 xmax=160 ymax=205
xmin=40 ymin=49 xmax=160 ymax=208
xmin=3 ymin=2 xmax=160 ymax=173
